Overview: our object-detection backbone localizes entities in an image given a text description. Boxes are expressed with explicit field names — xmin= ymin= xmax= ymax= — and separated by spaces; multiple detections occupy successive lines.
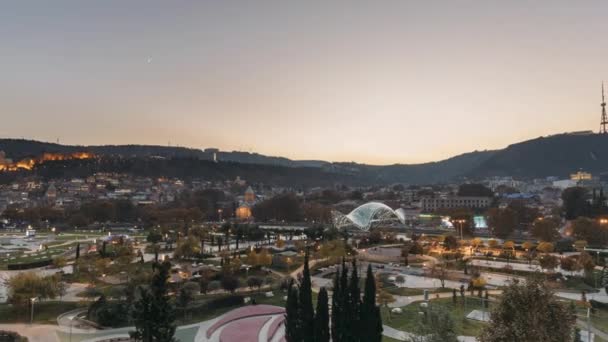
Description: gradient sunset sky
xmin=1 ymin=1 xmax=607 ymax=164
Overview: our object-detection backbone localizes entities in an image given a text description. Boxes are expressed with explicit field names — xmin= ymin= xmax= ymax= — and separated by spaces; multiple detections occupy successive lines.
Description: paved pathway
xmin=0 ymin=324 xmax=59 ymax=342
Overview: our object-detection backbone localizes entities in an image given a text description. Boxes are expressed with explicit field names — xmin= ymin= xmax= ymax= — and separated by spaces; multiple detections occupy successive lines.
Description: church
xmin=235 ymin=186 xmax=257 ymax=220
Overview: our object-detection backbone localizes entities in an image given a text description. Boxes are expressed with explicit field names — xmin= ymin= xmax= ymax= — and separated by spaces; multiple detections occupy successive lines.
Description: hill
xmin=2 ymin=133 xmax=608 ymax=185
xmin=467 ymin=132 xmax=608 ymax=178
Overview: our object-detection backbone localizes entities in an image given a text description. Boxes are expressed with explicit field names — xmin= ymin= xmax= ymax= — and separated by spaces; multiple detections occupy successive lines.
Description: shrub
xmin=208 ymin=280 xmax=222 ymax=292
xmin=247 ymin=276 xmax=263 ymax=290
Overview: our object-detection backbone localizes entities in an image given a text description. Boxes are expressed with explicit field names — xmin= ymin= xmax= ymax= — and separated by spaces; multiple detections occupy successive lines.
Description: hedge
xmin=7 ymin=259 xmax=52 ymax=270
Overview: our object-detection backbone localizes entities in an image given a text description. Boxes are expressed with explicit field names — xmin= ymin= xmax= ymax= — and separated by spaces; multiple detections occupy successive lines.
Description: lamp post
xmin=452 ymin=219 xmax=466 ymax=241
xmin=30 ymin=297 xmax=37 ymax=324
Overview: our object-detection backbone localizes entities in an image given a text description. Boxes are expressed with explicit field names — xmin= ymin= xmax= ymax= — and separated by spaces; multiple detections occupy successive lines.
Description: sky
xmin=1 ymin=1 xmax=607 ymax=165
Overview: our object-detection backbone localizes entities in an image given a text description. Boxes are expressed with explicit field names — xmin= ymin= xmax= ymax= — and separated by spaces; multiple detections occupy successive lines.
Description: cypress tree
xmin=337 ymin=258 xmax=349 ymax=341
xmin=372 ymin=307 xmax=383 ymax=342
xmin=130 ymin=261 xmax=176 ymax=341
xmin=314 ymin=287 xmax=330 ymax=342
xmin=361 ymin=264 xmax=382 ymax=342
xmin=286 ymin=281 xmax=301 ymax=342
xmin=75 ymin=243 xmax=80 ymax=259
xmin=346 ymin=259 xmax=361 ymax=340
xmin=331 ymin=267 xmax=341 ymax=342
xmin=299 ymin=252 xmax=315 ymax=341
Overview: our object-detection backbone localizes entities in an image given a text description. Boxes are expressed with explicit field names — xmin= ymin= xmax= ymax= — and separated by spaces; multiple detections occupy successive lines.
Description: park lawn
xmin=382 ymin=337 xmax=402 ymax=342
xmin=384 ymin=286 xmax=453 ymax=297
xmin=0 ymin=249 xmax=66 ymax=269
xmin=0 ymin=301 xmax=87 ymax=324
xmin=572 ymin=306 xmax=608 ymax=336
xmin=381 ymin=297 xmax=490 ymax=337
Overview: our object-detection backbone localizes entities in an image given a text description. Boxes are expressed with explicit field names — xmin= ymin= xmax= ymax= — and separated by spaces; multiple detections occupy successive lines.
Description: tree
xmin=247 ymin=276 xmax=263 ymax=291
xmin=401 ymin=243 xmax=411 ymax=266
xmin=52 ymin=256 xmax=67 ymax=269
xmin=147 ymin=230 xmax=163 ymax=244
xmin=521 ymin=241 xmax=535 ymax=251
xmin=313 ymin=287 xmax=330 ymax=342
xmin=345 ymin=259 xmax=361 ymax=340
xmin=285 ymin=281 xmax=302 ymax=342
xmin=258 ymin=248 xmax=272 ymax=266
xmin=409 ymin=306 xmax=458 ymax=342
xmin=577 ymin=252 xmax=596 ymax=276
xmin=299 ymin=252 xmax=314 ymax=342
xmin=539 ymin=254 xmax=559 ymax=272
xmin=560 ymin=256 xmax=580 ymax=275
xmin=572 ymin=217 xmax=608 ymax=246
xmin=507 ymin=200 xmax=540 ymax=232
xmin=536 ymin=242 xmax=555 ymax=253
xmin=487 ymin=207 xmax=517 ymax=239
xmin=246 ymin=250 xmax=259 ymax=266
xmin=173 ymin=235 xmax=201 ymax=259
xmin=361 ymin=264 xmax=382 ymax=342
xmin=443 ymin=235 xmax=459 ymax=250
xmin=488 ymin=239 xmax=499 ymax=249
xmin=6 ymin=272 xmax=61 ymax=309
xmin=331 ymin=268 xmax=341 ymax=342
xmin=252 ymin=193 xmax=304 ymax=222
xmin=220 ymin=274 xmax=240 ymax=293
xmin=479 ymin=278 xmax=576 ymax=342
xmin=338 ymin=259 xmax=349 ymax=340
xmin=130 ymin=261 xmax=176 ymax=342
xmin=562 ymin=187 xmax=590 ymax=220
xmin=431 ymin=262 xmax=448 ymax=288
xmin=177 ymin=282 xmax=199 ymax=320
xmin=531 ymin=217 xmax=560 ymax=242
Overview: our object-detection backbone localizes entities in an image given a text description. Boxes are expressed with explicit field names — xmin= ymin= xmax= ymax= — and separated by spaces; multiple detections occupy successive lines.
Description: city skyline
xmin=2 ymin=1 xmax=608 ymax=164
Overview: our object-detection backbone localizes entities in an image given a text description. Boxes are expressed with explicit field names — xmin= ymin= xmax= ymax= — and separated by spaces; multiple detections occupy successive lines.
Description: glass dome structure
xmin=332 ymin=202 xmax=405 ymax=231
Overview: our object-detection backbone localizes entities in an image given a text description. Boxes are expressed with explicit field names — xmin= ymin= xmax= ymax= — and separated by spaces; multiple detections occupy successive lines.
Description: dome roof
xmin=332 ymin=201 xmax=404 ymax=231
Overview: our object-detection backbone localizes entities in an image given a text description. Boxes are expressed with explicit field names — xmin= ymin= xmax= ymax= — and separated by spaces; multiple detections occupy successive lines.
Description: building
xmin=420 ymin=196 xmax=492 ymax=212
xmin=236 ymin=186 xmax=257 ymax=220
xmin=571 ymin=171 xmax=592 ymax=181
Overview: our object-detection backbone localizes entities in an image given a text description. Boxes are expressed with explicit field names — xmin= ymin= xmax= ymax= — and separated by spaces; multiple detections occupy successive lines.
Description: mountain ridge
xmin=1 ymin=132 xmax=607 ymax=184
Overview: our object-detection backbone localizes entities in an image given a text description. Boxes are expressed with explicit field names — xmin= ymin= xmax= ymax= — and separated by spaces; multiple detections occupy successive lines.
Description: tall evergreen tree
xmin=75 ymin=243 xmax=80 ymax=259
xmin=285 ymin=281 xmax=302 ymax=342
xmin=130 ymin=261 xmax=176 ymax=342
xmin=338 ymin=258 xmax=349 ymax=341
xmin=314 ymin=287 xmax=330 ymax=342
xmin=299 ymin=251 xmax=315 ymax=341
xmin=361 ymin=264 xmax=382 ymax=342
xmin=331 ymin=267 xmax=341 ymax=342
xmin=346 ymin=259 xmax=361 ymax=340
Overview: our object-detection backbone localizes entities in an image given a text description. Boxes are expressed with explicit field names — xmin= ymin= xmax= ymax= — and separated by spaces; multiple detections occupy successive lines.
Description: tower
xmin=601 ymin=82 xmax=608 ymax=134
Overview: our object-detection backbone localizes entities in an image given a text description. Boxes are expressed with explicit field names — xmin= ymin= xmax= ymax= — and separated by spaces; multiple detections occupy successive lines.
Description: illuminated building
xmin=236 ymin=186 xmax=257 ymax=220
xmin=570 ymin=170 xmax=592 ymax=181
xmin=420 ymin=196 xmax=491 ymax=212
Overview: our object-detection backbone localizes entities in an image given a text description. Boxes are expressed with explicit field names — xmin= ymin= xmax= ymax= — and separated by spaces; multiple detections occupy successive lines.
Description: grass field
xmin=381 ymin=297 xmax=490 ymax=337
xmin=0 ymin=301 xmax=88 ymax=324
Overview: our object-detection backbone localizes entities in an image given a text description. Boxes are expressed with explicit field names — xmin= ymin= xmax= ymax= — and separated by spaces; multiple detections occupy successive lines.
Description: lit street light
xmin=452 ymin=219 xmax=466 ymax=241
xmin=30 ymin=297 xmax=37 ymax=324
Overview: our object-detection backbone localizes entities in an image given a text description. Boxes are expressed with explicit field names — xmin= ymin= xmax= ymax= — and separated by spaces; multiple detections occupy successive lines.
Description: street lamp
xmin=452 ymin=219 xmax=466 ymax=241
xmin=30 ymin=297 xmax=37 ymax=324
